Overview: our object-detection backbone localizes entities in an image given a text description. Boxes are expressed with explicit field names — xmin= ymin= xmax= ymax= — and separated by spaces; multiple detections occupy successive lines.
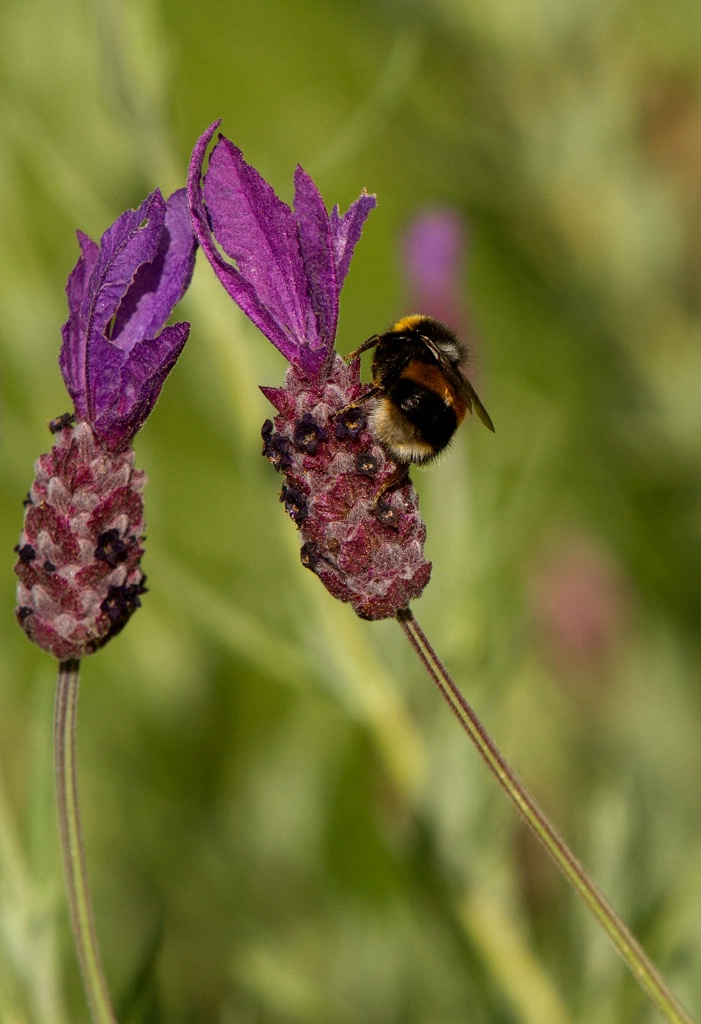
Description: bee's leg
xmin=345 ymin=335 xmax=380 ymax=363
xmin=337 ymin=336 xmax=382 ymax=418
xmin=373 ymin=464 xmax=410 ymax=510
xmin=334 ymin=385 xmax=380 ymax=420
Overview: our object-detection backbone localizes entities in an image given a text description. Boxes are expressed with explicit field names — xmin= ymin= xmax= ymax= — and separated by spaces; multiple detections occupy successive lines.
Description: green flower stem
xmin=396 ymin=608 xmax=694 ymax=1024
xmin=54 ymin=659 xmax=118 ymax=1024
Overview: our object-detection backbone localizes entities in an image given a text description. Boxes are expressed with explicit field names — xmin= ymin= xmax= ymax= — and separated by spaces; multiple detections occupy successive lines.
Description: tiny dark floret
xmin=280 ymin=483 xmax=309 ymax=524
xmin=262 ymin=424 xmax=293 ymax=471
xmin=16 ymin=544 xmax=37 ymax=564
xmin=95 ymin=528 xmax=129 ymax=567
xmin=293 ymin=413 xmax=328 ymax=454
xmin=100 ymin=579 xmax=148 ymax=640
xmin=355 ymin=453 xmax=378 ymax=477
xmin=374 ymin=501 xmax=401 ymax=528
xmin=300 ymin=541 xmax=321 ymax=570
xmin=334 ymin=406 xmax=367 ymax=440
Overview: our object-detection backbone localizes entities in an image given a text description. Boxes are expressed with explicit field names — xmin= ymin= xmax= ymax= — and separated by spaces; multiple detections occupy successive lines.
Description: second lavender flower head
xmin=15 ymin=189 xmax=196 ymax=659
xmin=188 ymin=121 xmax=432 ymax=619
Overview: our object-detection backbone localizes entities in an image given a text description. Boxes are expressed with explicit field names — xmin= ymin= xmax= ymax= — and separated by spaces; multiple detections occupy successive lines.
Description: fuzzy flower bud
xmin=189 ymin=121 xmax=431 ymax=619
xmin=15 ymin=189 xmax=196 ymax=658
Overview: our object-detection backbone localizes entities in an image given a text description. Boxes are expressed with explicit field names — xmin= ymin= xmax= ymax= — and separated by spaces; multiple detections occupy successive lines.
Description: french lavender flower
xmin=15 ymin=189 xmax=197 ymax=659
xmin=188 ymin=121 xmax=431 ymax=619
xmin=402 ymin=208 xmax=469 ymax=336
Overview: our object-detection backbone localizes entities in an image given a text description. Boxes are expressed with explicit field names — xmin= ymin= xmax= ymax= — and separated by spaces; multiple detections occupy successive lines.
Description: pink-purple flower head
xmin=15 ymin=190 xmax=196 ymax=660
xmin=188 ymin=123 xmax=432 ymax=620
xmin=187 ymin=120 xmax=376 ymax=377
xmin=59 ymin=188 xmax=196 ymax=450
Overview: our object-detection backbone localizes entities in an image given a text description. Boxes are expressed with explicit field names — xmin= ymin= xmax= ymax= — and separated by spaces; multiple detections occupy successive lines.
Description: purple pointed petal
xmin=188 ymin=122 xmax=315 ymax=364
xmin=330 ymin=191 xmax=377 ymax=289
xmin=90 ymin=323 xmax=190 ymax=448
xmin=59 ymin=231 xmax=98 ymax=417
xmin=293 ymin=166 xmax=338 ymax=372
xmin=204 ymin=136 xmax=314 ymax=340
xmin=188 ymin=123 xmax=297 ymax=361
xmin=84 ymin=191 xmax=166 ymax=352
xmin=110 ymin=189 xmax=197 ymax=350
xmin=59 ymin=191 xmax=195 ymax=448
xmin=259 ymin=385 xmax=295 ymax=416
xmin=67 ymin=231 xmax=99 ymax=338
xmin=190 ymin=123 xmax=375 ymax=376
xmin=84 ymin=191 xmax=191 ymax=441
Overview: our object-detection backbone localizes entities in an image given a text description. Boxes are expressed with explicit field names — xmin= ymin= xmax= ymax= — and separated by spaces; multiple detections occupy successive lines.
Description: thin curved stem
xmin=54 ymin=659 xmax=118 ymax=1024
xmin=396 ymin=607 xmax=695 ymax=1024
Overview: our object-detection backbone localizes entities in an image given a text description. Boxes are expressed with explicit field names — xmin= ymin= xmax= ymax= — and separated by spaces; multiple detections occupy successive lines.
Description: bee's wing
xmin=421 ymin=335 xmax=495 ymax=433
xmin=458 ymin=375 xmax=495 ymax=432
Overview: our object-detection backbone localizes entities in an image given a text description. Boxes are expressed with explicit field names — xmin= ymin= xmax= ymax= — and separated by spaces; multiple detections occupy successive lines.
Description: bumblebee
xmin=345 ymin=315 xmax=494 ymax=484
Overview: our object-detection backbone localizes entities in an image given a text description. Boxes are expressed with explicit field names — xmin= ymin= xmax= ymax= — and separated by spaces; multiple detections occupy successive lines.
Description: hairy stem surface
xmin=55 ymin=659 xmax=118 ymax=1024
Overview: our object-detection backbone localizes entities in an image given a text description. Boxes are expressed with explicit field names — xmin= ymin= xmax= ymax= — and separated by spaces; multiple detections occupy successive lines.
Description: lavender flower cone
xmin=189 ymin=122 xmax=431 ymax=619
xmin=262 ymin=355 xmax=431 ymax=619
xmin=15 ymin=188 xmax=196 ymax=658
xmin=16 ymin=421 xmax=147 ymax=659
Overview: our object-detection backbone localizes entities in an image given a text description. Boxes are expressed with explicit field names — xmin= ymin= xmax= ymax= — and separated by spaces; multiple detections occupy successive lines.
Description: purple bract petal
xmin=188 ymin=121 xmax=376 ymax=377
xmin=60 ymin=232 xmax=99 ymax=420
xmin=90 ymin=322 xmax=190 ymax=444
xmin=111 ymin=189 xmax=197 ymax=350
xmin=330 ymin=191 xmax=377 ymax=290
xmin=293 ymin=166 xmax=338 ymax=371
xmin=188 ymin=121 xmax=307 ymax=365
xmin=59 ymin=188 xmax=197 ymax=450
xmin=87 ymin=192 xmax=165 ymax=353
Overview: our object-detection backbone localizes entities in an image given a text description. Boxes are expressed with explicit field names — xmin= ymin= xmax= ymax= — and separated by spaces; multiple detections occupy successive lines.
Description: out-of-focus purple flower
xmin=529 ymin=533 xmax=630 ymax=683
xmin=188 ymin=120 xmax=376 ymax=377
xmin=15 ymin=191 xmax=196 ymax=659
xmin=189 ymin=123 xmax=432 ymax=619
xmin=401 ymin=209 xmax=469 ymax=337
xmin=60 ymin=188 xmax=196 ymax=450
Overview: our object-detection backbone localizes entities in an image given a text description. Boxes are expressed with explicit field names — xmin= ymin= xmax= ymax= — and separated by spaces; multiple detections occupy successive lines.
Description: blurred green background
xmin=1 ymin=0 xmax=700 ymax=1021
